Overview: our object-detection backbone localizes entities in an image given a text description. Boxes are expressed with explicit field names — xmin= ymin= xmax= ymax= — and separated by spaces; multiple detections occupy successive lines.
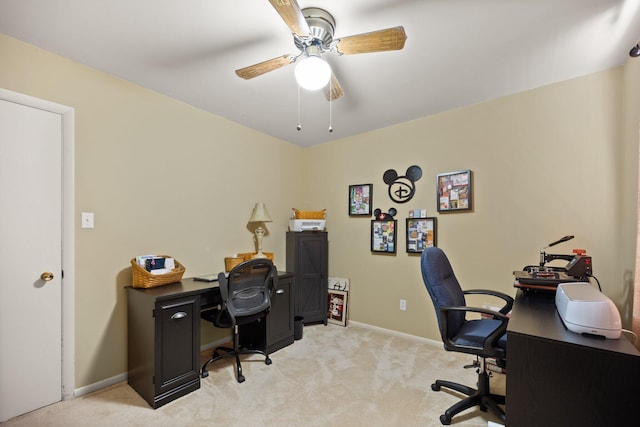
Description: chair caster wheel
xmin=201 ymin=370 xmax=209 ymax=379
xmin=440 ymin=414 xmax=451 ymax=425
xmin=480 ymin=404 xmax=487 ymax=412
xmin=237 ymin=374 xmax=245 ymax=383
xmin=431 ymin=383 xmax=440 ymax=391
xmin=265 ymin=357 xmax=272 ymax=365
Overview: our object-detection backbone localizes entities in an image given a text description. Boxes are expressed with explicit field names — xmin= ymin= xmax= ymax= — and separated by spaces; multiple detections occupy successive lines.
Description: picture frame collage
xmin=371 ymin=219 xmax=397 ymax=253
xmin=350 ymin=169 xmax=471 ymax=254
xmin=348 ymin=183 xmax=372 ymax=216
xmin=437 ymin=169 xmax=472 ymax=212
xmin=406 ymin=217 xmax=437 ymax=253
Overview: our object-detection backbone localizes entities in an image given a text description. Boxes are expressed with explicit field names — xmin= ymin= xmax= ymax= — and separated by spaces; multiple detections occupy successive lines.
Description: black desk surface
xmin=128 ymin=272 xmax=294 ymax=304
xmin=506 ymin=289 xmax=640 ymax=427
xmin=128 ymin=277 xmax=219 ymax=300
xmin=508 ymin=290 xmax=639 ymax=356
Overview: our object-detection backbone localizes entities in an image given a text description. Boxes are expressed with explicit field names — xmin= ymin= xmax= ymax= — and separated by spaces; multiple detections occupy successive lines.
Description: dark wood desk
xmin=126 ymin=272 xmax=294 ymax=408
xmin=506 ymin=290 xmax=640 ymax=426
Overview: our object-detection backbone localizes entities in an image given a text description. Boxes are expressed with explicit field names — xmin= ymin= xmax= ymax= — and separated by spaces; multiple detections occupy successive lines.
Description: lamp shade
xmin=249 ymin=202 xmax=273 ymax=223
xmin=295 ymin=55 xmax=331 ymax=91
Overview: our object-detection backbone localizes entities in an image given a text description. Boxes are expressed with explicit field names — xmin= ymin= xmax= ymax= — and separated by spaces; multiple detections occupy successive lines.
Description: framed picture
xmin=349 ymin=184 xmax=373 ymax=216
xmin=328 ymin=276 xmax=350 ymax=292
xmin=406 ymin=217 xmax=437 ymax=253
xmin=371 ymin=219 xmax=397 ymax=253
xmin=437 ymin=170 xmax=472 ymax=212
xmin=328 ymin=289 xmax=348 ymax=326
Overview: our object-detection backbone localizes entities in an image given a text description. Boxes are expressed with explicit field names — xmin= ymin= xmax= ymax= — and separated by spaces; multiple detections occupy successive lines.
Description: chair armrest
xmin=463 ymin=289 xmax=514 ymax=315
xmin=444 ymin=305 xmax=510 ymax=321
xmin=218 ymin=272 xmax=229 ymax=302
xmin=267 ymin=268 xmax=279 ymax=297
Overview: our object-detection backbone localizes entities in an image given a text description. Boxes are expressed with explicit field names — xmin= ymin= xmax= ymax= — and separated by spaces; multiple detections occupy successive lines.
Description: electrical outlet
xmin=400 ymin=299 xmax=407 ymax=311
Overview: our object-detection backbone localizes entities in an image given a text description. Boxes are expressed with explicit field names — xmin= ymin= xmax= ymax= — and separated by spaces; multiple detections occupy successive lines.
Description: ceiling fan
xmin=235 ymin=0 xmax=407 ymax=101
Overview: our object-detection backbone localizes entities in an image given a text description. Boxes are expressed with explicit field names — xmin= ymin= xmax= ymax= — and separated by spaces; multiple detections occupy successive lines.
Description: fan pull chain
xmin=328 ymin=78 xmax=333 ymax=133
xmin=296 ymin=84 xmax=302 ymax=131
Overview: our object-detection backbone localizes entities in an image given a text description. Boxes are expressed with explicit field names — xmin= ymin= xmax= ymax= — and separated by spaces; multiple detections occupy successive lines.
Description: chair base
xmin=201 ymin=345 xmax=272 ymax=383
xmin=431 ymin=368 xmax=505 ymax=425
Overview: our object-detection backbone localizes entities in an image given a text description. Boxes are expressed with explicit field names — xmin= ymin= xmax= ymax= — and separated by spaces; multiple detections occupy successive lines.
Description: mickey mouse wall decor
xmin=383 ymin=165 xmax=422 ymax=204
xmin=373 ymin=207 xmax=397 ymax=220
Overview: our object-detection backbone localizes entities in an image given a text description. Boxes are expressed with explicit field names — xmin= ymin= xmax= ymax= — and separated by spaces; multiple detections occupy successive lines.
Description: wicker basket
xmin=239 ymin=252 xmax=274 ymax=261
xmin=293 ymin=208 xmax=326 ymax=219
xmin=131 ymin=256 xmax=185 ymax=288
xmin=224 ymin=256 xmax=244 ymax=272
xmin=224 ymin=252 xmax=274 ymax=272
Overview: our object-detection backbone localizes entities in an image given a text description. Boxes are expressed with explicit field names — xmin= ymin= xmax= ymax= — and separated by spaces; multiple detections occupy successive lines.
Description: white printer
xmin=555 ymin=282 xmax=621 ymax=339
xmin=289 ymin=219 xmax=326 ymax=232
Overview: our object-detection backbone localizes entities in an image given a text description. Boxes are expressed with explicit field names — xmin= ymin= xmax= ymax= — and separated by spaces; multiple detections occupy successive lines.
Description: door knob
xmin=40 ymin=272 xmax=54 ymax=281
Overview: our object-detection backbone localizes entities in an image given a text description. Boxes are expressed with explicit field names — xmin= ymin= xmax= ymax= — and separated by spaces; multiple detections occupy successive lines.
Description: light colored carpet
xmin=3 ymin=323 xmax=505 ymax=426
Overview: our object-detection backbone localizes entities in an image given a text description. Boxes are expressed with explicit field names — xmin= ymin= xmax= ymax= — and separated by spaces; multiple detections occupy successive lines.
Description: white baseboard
xmin=73 ymin=336 xmax=231 ymax=398
xmin=200 ymin=336 xmax=230 ymax=352
xmin=74 ymin=372 xmax=127 ymax=398
xmin=348 ymin=320 xmax=443 ymax=348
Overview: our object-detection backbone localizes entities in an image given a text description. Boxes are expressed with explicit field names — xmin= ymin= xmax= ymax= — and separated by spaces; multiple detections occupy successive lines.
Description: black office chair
xmin=200 ymin=258 xmax=277 ymax=383
xmin=420 ymin=247 xmax=513 ymax=425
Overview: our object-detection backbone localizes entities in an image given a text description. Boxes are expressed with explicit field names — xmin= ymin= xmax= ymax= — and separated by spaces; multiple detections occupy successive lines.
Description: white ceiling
xmin=1 ymin=0 xmax=640 ymax=147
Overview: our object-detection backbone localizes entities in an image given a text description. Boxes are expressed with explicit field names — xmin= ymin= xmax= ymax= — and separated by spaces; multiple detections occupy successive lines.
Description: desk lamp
xmin=248 ymin=202 xmax=273 ymax=259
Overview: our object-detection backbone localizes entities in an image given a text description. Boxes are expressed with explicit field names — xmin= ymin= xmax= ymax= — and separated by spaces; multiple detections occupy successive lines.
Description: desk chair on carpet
xmin=200 ymin=258 xmax=277 ymax=383
xmin=421 ymin=247 xmax=513 ymax=425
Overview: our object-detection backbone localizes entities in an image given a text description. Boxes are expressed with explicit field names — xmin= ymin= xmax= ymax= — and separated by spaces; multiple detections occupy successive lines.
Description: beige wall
xmin=303 ymin=64 xmax=640 ymax=340
xmin=1 ymin=35 xmax=304 ymax=387
xmin=1 ymin=33 xmax=639 ymax=389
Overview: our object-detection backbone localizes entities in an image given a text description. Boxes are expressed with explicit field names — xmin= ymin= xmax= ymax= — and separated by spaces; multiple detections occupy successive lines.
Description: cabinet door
xmin=238 ymin=273 xmax=295 ymax=354
xmin=292 ymin=233 xmax=328 ymax=323
xmin=155 ymin=296 xmax=200 ymax=396
xmin=268 ymin=275 xmax=294 ymax=347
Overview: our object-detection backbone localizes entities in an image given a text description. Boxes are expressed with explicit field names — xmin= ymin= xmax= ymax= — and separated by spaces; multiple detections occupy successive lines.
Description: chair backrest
xmin=218 ymin=258 xmax=277 ymax=321
xmin=421 ymin=247 xmax=466 ymax=339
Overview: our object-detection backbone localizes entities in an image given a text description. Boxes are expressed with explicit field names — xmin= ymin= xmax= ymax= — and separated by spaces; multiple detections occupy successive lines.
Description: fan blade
xmin=268 ymin=0 xmax=311 ymax=37
xmin=235 ymin=54 xmax=296 ymax=80
xmin=334 ymin=26 xmax=407 ymax=55
xmin=325 ymin=73 xmax=344 ymax=101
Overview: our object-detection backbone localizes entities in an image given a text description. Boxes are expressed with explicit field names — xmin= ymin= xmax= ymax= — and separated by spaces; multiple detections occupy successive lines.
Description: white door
xmin=0 ymin=99 xmax=63 ymax=422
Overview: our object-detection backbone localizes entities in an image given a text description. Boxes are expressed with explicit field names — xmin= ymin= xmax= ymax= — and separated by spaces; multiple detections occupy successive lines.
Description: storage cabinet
xmin=126 ymin=273 xmax=295 ymax=408
xmin=286 ymin=231 xmax=328 ymax=324
xmin=239 ymin=272 xmax=295 ymax=353
xmin=127 ymin=288 xmax=201 ymax=409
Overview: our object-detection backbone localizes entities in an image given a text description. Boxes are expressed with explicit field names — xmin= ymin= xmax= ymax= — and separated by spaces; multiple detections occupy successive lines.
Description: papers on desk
xmin=135 ymin=255 xmax=175 ymax=275
xmin=193 ymin=275 xmax=218 ymax=282
xmin=193 ymin=272 xmax=229 ymax=282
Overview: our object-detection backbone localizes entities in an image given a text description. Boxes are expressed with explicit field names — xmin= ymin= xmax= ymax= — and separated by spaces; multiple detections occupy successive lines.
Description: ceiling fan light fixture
xmin=295 ymin=55 xmax=331 ymax=91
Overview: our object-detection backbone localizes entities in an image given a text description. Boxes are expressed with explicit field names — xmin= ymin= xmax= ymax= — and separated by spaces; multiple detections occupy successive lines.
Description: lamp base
xmin=253 ymin=226 xmax=268 ymax=259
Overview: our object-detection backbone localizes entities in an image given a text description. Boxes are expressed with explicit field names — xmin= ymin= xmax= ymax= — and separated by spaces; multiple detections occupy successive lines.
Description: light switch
xmin=81 ymin=212 xmax=94 ymax=229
